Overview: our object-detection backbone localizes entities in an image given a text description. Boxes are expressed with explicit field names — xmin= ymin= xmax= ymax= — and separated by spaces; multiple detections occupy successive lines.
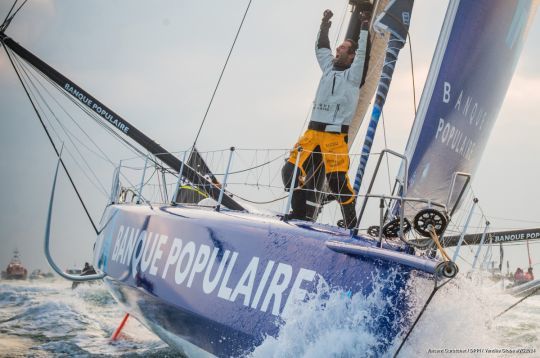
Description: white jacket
xmin=310 ymin=28 xmax=368 ymax=130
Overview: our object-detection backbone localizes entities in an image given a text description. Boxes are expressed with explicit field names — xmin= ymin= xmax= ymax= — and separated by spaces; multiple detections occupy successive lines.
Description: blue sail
xmin=400 ymin=0 xmax=538 ymax=213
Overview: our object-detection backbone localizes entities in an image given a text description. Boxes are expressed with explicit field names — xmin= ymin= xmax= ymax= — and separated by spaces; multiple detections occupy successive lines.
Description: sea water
xmin=0 ymin=279 xmax=175 ymax=357
xmin=0 ymin=276 xmax=538 ymax=357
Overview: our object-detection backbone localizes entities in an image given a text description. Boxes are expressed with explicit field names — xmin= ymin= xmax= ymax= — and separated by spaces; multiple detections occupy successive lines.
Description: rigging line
xmin=1 ymin=0 xmax=28 ymax=32
xmin=13 ymin=58 xmax=110 ymax=198
xmin=493 ymin=285 xmax=540 ymax=320
xmin=32 ymin=64 xmax=147 ymax=162
xmin=14 ymin=55 xmax=110 ymax=195
xmin=235 ymin=192 xmax=287 ymax=205
xmin=143 ymin=168 xmax=158 ymax=188
xmin=235 ymin=147 xmax=291 ymax=152
xmin=14 ymin=50 xmax=147 ymax=164
xmin=3 ymin=44 xmax=99 ymax=235
xmin=191 ymin=0 xmax=253 ymax=150
xmin=526 ymin=239 xmax=533 ymax=267
xmin=407 ymin=32 xmax=417 ymax=115
xmin=9 ymin=0 xmax=28 ymax=20
xmin=299 ymin=105 xmax=313 ymax=137
xmin=469 ymin=187 xmax=489 ymax=219
xmin=12 ymin=53 xmax=109 ymax=198
xmin=1 ymin=0 xmax=18 ymax=29
xmin=482 ymin=216 xmax=540 ymax=225
xmin=211 ymin=151 xmax=286 ymax=175
xmin=13 ymin=54 xmax=164 ymax=176
xmin=17 ymin=79 xmax=109 ymax=200
xmin=380 ymin=110 xmax=393 ymax=192
xmin=50 ymin=90 xmax=179 ymax=185
xmin=155 ymin=164 xmax=164 ymax=202
xmin=333 ymin=0 xmax=350 ymax=47
xmin=20 ymin=59 xmax=116 ymax=165
xmin=393 ymin=276 xmax=453 ymax=358
xmin=374 ymin=9 xmax=417 ymax=117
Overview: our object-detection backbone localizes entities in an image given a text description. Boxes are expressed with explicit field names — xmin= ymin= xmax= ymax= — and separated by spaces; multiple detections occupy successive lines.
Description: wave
xmin=1 ymin=275 xmax=539 ymax=357
xmin=252 ymin=274 xmax=539 ymax=357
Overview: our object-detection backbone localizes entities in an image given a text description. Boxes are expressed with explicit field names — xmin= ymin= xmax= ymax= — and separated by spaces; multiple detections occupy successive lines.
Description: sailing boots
xmin=338 ymin=201 xmax=358 ymax=229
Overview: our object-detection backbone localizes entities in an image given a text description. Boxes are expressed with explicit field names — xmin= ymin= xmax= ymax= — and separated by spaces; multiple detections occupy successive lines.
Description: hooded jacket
xmin=310 ymin=22 xmax=368 ymax=131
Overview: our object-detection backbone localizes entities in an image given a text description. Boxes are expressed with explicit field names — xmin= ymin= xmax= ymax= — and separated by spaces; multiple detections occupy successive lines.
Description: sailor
xmin=525 ymin=267 xmax=534 ymax=281
xmin=282 ymin=4 xmax=372 ymax=229
xmin=514 ymin=267 xmax=524 ymax=282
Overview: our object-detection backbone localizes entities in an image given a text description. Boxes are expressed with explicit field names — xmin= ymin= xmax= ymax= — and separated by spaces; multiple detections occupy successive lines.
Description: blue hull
xmin=94 ymin=205 xmax=439 ymax=356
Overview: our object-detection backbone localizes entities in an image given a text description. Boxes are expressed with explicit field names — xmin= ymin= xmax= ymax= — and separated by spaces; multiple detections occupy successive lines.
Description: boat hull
xmin=94 ymin=204 xmax=437 ymax=356
xmin=506 ymin=279 xmax=540 ymax=297
xmin=2 ymin=264 xmax=28 ymax=280
xmin=1 ymin=272 xmax=27 ymax=280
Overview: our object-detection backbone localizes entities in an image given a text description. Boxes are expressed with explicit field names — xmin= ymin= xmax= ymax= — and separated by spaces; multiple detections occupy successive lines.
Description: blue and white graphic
xmin=402 ymin=0 xmax=538 ymax=212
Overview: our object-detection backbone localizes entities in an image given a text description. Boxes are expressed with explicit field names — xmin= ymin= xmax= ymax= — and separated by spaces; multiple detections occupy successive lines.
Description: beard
xmin=334 ymin=55 xmax=351 ymax=67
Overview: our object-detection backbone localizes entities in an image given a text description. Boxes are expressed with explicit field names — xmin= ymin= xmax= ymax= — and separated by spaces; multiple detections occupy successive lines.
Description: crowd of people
xmin=514 ymin=267 xmax=535 ymax=283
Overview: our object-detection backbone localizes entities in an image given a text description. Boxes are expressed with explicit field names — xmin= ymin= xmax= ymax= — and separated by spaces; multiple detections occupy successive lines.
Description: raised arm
xmin=348 ymin=12 xmax=370 ymax=86
xmin=315 ymin=9 xmax=334 ymax=71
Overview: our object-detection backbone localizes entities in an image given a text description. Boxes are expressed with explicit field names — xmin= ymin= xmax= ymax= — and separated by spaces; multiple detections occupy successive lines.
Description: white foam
xmin=253 ymin=273 xmax=540 ymax=357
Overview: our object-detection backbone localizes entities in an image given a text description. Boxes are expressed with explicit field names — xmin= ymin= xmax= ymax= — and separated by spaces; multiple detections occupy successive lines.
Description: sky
xmin=1 ymin=0 xmax=540 ymax=274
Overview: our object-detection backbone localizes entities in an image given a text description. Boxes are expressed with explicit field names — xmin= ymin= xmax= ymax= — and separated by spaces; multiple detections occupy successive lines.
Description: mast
xmin=352 ymin=0 xmax=414 ymax=194
xmin=344 ymin=1 xmax=366 ymax=41
xmin=0 ymin=31 xmax=245 ymax=211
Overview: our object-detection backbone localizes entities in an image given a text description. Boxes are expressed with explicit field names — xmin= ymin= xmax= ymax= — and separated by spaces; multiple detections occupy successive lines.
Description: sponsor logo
xmin=493 ymin=231 xmax=540 ymax=243
xmin=435 ymin=81 xmax=490 ymax=161
xmin=110 ymin=225 xmax=317 ymax=316
xmin=64 ymin=83 xmax=129 ymax=133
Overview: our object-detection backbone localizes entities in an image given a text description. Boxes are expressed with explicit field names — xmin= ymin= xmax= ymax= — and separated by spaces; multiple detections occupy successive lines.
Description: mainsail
xmin=399 ymin=0 xmax=538 ymax=214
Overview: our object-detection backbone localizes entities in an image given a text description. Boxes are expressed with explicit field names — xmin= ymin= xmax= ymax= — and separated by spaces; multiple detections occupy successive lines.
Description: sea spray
xmin=252 ymin=268 xmax=416 ymax=357
xmin=398 ymin=274 xmax=538 ymax=356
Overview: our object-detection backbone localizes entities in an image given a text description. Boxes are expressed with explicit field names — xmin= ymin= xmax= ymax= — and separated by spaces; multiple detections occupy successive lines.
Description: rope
xmin=234 ymin=192 xmax=287 ymax=205
xmin=407 ymin=33 xmax=417 ymax=115
xmin=430 ymin=228 xmax=451 ymax=261
xmin=393 ymin=276 xmax=453 ymax=357
xmin=0 ymin=0 xmax=28 ymax=32
xmin=493 ymin=285 xmax=540 ymax=319
xmin=333 ymin=1 xmax=350 ymax=48
xmin=1 ymin=1 xmax=18 ymax=30
xmin=210 ymin=151 xmax=285 ymax=175
xmin=20 ymin=57 xmax=116 ymax=164
xmin=3 ymin=44 xmax=99 ymax=235
xmin=380 ymin=110 xmax=393 ymax=192
xmin=12 ymin=49 xmax=158 ymax=194
xmin=13 ymin=54 xmax=109 ymax=196
xmin=191 ymin=0 xmax=253 ymax=149
xmin=374 ymin=7 xmax=418 ymax=116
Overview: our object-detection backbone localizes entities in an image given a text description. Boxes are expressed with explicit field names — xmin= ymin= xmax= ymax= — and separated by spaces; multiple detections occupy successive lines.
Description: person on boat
xmin=514 ymin=267 xmax=525 ymax=282
xmin=524 ymin=267 xmax=534 ymax=281
xmin=282 ymin=4 xmax=372 ymax=229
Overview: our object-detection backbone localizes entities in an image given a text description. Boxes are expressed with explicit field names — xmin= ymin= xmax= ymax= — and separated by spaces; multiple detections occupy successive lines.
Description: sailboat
xmin=1 ymin=0 xmax=538 ymax=356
